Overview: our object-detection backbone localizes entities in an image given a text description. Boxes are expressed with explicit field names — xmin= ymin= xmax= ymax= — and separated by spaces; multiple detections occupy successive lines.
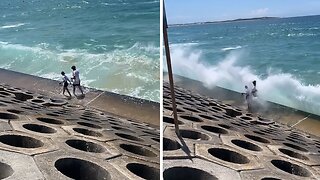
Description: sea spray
xmin=165 ymin=44 xmax=320 ymax=115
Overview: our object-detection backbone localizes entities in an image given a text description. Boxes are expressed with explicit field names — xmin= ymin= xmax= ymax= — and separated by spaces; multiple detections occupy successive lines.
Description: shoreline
xmin=0 ymin=68 xmax=160 ymax=126
xmin=164 ymin=73 xmax=320 ymax=137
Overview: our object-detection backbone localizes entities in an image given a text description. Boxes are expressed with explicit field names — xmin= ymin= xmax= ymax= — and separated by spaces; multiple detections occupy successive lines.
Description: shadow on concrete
xmin=177 ymin=136 xmax=193 ymax=161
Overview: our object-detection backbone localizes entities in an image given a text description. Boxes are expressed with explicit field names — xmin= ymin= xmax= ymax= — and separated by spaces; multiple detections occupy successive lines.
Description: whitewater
xmin=165 ymin=15 xmax=320 ymax=115
xmin=0 ymin=0 xmax=160 ymax=102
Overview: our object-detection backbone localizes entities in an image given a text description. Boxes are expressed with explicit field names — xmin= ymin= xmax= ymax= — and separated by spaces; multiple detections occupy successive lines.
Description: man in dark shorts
xmin=60 ymin=71 xmax=72 ymax=97
xmin=71 ymin=66 xmax=84 ymax=96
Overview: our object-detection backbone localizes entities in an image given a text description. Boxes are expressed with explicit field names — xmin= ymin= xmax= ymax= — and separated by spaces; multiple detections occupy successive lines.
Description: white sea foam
xmin=221 ymin=46 xmax=242 ymax=51
xmin=0 ymin=23 xmax=26 ymax=29
xmin=165 ymin=44 xmax=320 ymax=115
xmin=0 ymin=42 xmax=159 ymax=102
xmin=287 ymin=33 xmax=317 ymax=37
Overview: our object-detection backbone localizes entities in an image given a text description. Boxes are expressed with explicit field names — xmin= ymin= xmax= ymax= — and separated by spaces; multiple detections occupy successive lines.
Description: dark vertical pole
xmin=163 ymin=1 xmax=180 ymax=136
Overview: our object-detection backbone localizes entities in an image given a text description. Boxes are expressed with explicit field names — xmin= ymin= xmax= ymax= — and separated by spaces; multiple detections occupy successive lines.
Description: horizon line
xmin=168 ymin=14 xmax=320 ymax=26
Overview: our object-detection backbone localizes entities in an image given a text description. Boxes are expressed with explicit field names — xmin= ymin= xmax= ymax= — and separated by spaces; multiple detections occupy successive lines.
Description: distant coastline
xmin=169 ymin=17 xmax=278 ymax=27
xmin=169 ymin=14 xmax=320 ymax=27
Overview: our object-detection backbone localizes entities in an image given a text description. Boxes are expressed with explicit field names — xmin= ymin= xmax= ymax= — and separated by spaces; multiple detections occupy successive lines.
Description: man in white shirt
xmin=243 ymin=85 xmax=252 ymax=111
xmin=71 ymin=66 xmax=84 ymax=96
xmin=252 ymin=80 xmax=257 ymax=97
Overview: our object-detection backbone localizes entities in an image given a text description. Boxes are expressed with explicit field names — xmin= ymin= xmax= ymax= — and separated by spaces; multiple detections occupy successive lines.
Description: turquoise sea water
xmin=166 ymin=15 xmax=320 ymax=115
xmin=0 ymin=0 xmax=160 ymax=102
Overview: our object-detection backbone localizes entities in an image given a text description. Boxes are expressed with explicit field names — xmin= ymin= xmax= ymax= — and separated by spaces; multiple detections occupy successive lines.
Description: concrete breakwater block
xmin=163 ymin=82 xmax=320 ymax=179
xmin=0 ymin=81 xmax=159 ymax=179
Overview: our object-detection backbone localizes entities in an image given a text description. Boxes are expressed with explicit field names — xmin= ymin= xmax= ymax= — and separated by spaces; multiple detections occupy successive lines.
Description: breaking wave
xmin=164 ymin=44 xmax=320 ymax=115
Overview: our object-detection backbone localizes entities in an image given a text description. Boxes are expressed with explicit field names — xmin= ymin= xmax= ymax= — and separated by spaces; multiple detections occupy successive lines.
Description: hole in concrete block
xmin=183 ymin=107 xmax=200 ymax=113
xmin=77 ymin=122 xmax=102 ymax=129
xmin=201 ymin=125 xmax=228 ymax=134
xmin=66 ymin=139 xmax=104 ymax=153
xmin=0 ymin=162 xmax=13 ymax=179
xmin=0 ymin=134 xmax=43 ymax=148
xmin=286 ymin=138 xmax=307 ymax=146
xmin=151 ymin=137 xmax=160 ymax=143
xmin=37 ymin=117 xmax=64 ymax=125
xmin=0 ymin=91 xmax=12 ymax=96
xmin=120 ymin=144 xmax=157 ymax=157
xmin=245 ymin=134 xmax=270 ymax=144
xmin=55 ymin=158 xmax=111 ymax=180
xmin=218 ymin=124 xmax=231 ymax=129
xmin=14 ymin=93 xmax=33 ymax=101
xmin=109 ymin=122 xmax=120 ymax=126
xmin=209 ymin=102 xmax=219 ymax=107
xmin=195 ymin=107 xmax=208 ymax=113
xmin=163 ymin=138 xmax=181 ymax=151
xmin=283 ymin=143 xmax=308 ymax=152
xmin=23 ymin=124 xmax=56 ymax=134
xmin=20 ymin=106 xmax=33 ymax=110
xmin=115 ymin=133 xmax=143 ymax=142
xmin=271 ymin=160 xmax=311 ymax=177
xmin=253 ymin=131 xmax=267 ymax=136
xmin=225 ymin=108 xmax=242 ymax=117
xmin=163 ymin=167 xmax=217 ymax=180
xmin=179 ymin=130 xmax=210 ymax=140
xmin=0 ymin=112 xmax=19 ymax=120
xmin=0 ymin=103 xmax=7 ymax=107
xmin=278 ymin=148 xmax=309 ymax=160
xmin=240 ymin=116 xmax=252 ymax=120
xmin=111 ymin=126 xmax=135 ymax=134
xmin=163 ymin=116 xmax=183 ymax=125
xmin=208 ymin=148 xmax=250 ymax=164
xmin=50 ymin=99 xmax=65 ymax=103
xmin=231 ymin=139 xmax=262 ymax=151
xmin=164 ymin=106 xmax=184 ymax=112
xmin=73 ymin=128 xmax=103 ymax=137
xmin=126 ymin=163 xmax=159 ymax=180
xmin=31 ymin=99 xmax=45 ymax=103
xmin=7 ymin=109 xmax=24 ymax=114
xmin=212 ymin=107 xmax=223 ymax=112
xmin=46 ymin=113 xmax=59 ymax=117
xmin=142 ymin=130 xmax=159 ymax=136
xmin=198 ymin=114 xmax=218 ymax=121
xmin=180 ymin=116 xmax=202 ymax=123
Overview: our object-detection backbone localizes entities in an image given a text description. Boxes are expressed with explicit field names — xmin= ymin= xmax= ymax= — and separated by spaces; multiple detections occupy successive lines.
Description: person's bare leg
xmin=73 ymin=85 xmax=76 ymax=96
xmin=62 ymin=87 xmax=65 ymax=95
xmin=79 ymin=86 xmax=84 ymax=95
xmin=66 ymin=88 xmax=72 ymax=97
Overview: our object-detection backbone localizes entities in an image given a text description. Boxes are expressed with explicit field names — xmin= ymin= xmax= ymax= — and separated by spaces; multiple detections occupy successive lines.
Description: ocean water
xmin=0 ymin=0 xmax=160 ymax=102
xmin=165 ymin=15 xmax=320 ymax=115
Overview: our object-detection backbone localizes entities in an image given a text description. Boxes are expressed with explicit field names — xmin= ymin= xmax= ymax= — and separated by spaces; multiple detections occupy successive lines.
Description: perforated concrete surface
xmin=0 ymin=84 xmax=159 ymax=180
xmin=163 ymin=82 xmax=320 ymax=180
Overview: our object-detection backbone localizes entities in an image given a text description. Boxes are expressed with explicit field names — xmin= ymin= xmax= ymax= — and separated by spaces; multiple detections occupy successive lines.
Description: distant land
xmin=169 ymin=17 xmax=279 ymax=27
xmin=169 ymin=14 xmax=320 ymax=27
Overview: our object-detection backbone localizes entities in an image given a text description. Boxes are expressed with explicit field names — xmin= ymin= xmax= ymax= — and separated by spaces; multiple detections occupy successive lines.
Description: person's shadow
xmin=75 ymin=94 xmax=85 ymax=99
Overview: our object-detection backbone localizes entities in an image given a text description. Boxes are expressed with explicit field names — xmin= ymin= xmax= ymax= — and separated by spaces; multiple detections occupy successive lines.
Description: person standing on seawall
xmin=242 ymin=85 xmax=252 ymax=112
xmin=71 ymin=65 xmax=84 ymax=96
xmin=252 ymin=80 xmax=258 ymax=97
xmin=59 ymin=71 xmax=72 ymax=97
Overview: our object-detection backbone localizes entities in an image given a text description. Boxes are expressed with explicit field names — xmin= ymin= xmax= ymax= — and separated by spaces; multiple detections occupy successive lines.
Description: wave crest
xmin=164 ymin=44 xmax=320 ymax=115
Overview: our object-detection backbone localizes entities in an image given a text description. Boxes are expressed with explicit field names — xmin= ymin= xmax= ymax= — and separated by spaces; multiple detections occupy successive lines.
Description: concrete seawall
xmin=163 ymin=81 xmax=320 ymax=179
xmin=0 ymin=68 xmax=159 ymax=126
xmin=0 ymin=68 xmax=160 ymax=179
xmin=164 ymin=73 xmax=320 ymax=137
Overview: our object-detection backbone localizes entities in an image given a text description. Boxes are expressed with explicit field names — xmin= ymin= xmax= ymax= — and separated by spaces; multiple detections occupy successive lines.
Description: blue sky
xmin=165 ymin=0 xmax=320 ymax=24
